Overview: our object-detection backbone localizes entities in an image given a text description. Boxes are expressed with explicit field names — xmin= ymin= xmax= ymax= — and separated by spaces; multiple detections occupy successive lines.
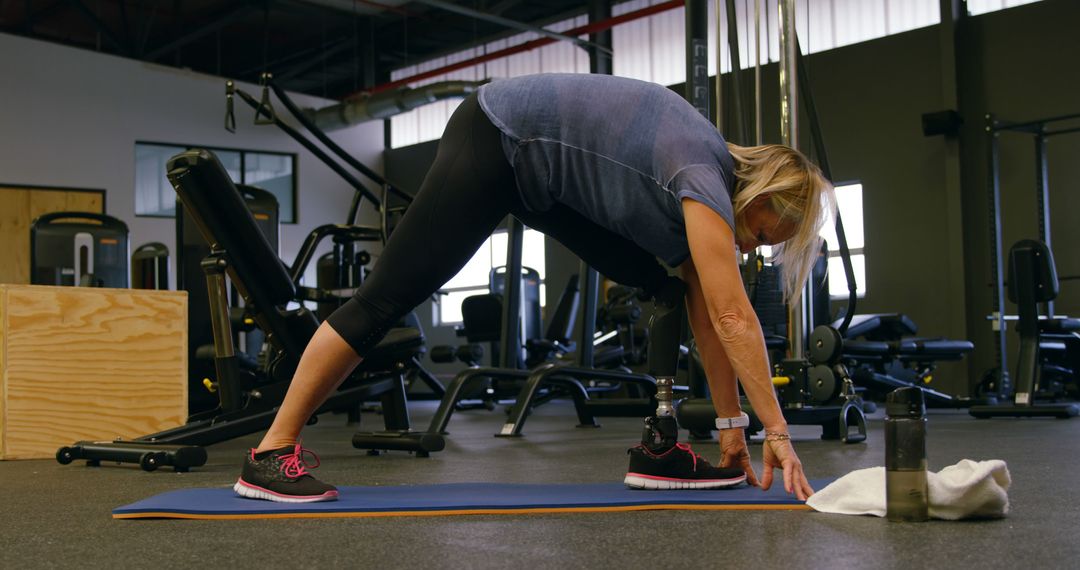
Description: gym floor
xmin=2 ymin=402 xmax=1077 ymax=568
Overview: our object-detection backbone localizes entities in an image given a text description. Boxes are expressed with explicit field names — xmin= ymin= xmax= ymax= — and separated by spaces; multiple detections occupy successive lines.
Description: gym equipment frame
xmin=982 ymin=112 xmax=1080 ymax=405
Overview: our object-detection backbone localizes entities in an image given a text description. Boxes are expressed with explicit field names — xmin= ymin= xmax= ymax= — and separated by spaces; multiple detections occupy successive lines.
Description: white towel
xmin=805 ymin=459 xmax=1011 ymax=520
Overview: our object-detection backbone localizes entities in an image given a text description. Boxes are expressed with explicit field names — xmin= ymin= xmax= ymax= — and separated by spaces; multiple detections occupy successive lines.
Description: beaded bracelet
xmin=764 ymin=431 xmax=791 ymax=442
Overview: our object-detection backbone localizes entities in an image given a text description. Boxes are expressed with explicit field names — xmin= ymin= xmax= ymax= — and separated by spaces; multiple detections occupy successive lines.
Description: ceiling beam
xmin=411 ymin=0 xmax=609 ymax=54
xmin=487 ymin=0 xmax=525 ymax=17
xmin=289 ymin=0 xmax=410 ymax=17
xmin=134 ymin=0 xmax=161 ymax=57
xmin=117 ymin=0 xmax=136 ymax=54
xmin=66 ymin=0 xmax=128 ymax=54
xmin=276 ymin=37 xmax=356 ymax=81
xmin=143 ymin=3 xmax=256 ymax=61
xmin=23 ymin=0 xmax=64 ymax=33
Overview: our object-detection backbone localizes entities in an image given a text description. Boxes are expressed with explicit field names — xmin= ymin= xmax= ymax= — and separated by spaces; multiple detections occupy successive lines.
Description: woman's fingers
xmin=741 ymin=456 xmax=760 ymax=487
xmin=783 ymin=461 xmax=794 ymax=494
xmin=760 ymin=464 xmax=774 ymax=490
xmin=800 ymin=476 xmax=815 ymax=500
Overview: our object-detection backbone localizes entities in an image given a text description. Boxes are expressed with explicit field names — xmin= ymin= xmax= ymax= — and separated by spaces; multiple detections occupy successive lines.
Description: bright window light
xmin=821 ymin=183 xmax=866 ymax=298
xmin=966 ymin=0 xmax=1042 ymax=16
xmin=437 ymin=228 xmax=546 ymax=325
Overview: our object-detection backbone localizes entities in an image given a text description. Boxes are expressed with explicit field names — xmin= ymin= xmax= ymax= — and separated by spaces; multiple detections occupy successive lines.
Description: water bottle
xmin=885 ymin=387 xmax=929 ymax=522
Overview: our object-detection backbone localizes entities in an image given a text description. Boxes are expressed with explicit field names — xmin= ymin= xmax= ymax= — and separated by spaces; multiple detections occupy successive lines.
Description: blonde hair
xmin=727 ymin=143 xmax=836 ymax=304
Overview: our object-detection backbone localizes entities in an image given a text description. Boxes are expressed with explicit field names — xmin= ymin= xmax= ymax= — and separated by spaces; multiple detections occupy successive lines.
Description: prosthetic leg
xmin=639 ymin=277 xmax=687 ymax=453
xmin=625 ymin=277 xmax=747 ymax=489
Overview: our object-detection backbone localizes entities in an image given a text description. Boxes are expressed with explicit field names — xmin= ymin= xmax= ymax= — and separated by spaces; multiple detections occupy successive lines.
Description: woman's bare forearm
xmin=683 ymin=261 xmax=787 ymax=431
xmin=710 ymin=299 xmax=788 ymax=432
xmin=682 ymin=264 xmax=740 ymax=417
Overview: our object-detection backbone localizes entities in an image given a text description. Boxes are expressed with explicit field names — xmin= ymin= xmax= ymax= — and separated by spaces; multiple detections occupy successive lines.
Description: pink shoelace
xmin=637 ymin=441 xmax=706 ymax=472
xmin=278 ymin=443 xmax=321 ymax=478
xmin=674 ymin=442 xmax=705 ymax=471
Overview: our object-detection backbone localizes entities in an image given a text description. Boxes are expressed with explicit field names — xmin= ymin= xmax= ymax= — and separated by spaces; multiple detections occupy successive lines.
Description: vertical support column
xmin=588 ymin=0 xmax=613 ymax=75
xmin=500 ymin=219 xmax=525 ymax=369
xmin=1034 ymin=133 xmax=1053 ymax=317
xmin=754 ymin=0 xmax=762 ymax=144
xmin=724 ymin=0 xmax=748 ymax=144
xmin=936 ymin=0 xmax=971 ymax=387
xmin=685 ymin=0 xmax=710 ymax=118
xmin=778 ymin=0 xmax=809 ymax=360
xmin=576 ymin=0 xmax=612 ymax=369
xmin=578 ymin=262 xmax=599 ymax=367
xmin=202 ymin=253 xmax=242 ymax=412
xmin=986 ymin=115 xmax=1010 ymax=396
xmin=714 ymin=0 xmax=723 ymax=132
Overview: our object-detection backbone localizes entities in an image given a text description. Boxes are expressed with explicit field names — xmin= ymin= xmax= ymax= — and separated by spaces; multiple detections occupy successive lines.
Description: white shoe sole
xmin=233 ymin=479 xmax=339 ymax=503
xmin=624 ymin=473 xmax=747 ymax=490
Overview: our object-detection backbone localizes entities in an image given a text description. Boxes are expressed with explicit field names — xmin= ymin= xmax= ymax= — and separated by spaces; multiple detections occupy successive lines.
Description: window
xmin=820 ymin=182 xmax=866 ymax=298
xmin=244 ymin=152 xmax=296 ymax=224
xmin=966 ymin=0 xmax=1042 ymax=16
xmin=134 ymin=142 xmax=297 ymax=223
xmin=134 ymin=144 xmax=185 ymax=217
xmin=436 ymin=228 xmax=546 ymax=325
xmin=389 ymin=0 xmax=943 ymax=148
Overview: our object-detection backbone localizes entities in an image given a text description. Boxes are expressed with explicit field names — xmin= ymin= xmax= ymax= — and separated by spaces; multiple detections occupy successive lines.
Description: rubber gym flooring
xmin=1 ymin=402 xmax=1077 ymax=568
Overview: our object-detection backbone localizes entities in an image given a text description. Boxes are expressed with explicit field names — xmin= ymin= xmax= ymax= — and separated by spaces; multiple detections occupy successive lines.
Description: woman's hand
xmin=717 ymin=428 xmax=760 ymax=487
xmin=761 ymin=437 xmax=815 ymax=501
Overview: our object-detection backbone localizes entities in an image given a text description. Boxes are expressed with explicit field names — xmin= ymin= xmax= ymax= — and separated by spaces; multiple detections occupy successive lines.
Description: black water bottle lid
xmin=886 ymin=387 xmax=926 ymax=418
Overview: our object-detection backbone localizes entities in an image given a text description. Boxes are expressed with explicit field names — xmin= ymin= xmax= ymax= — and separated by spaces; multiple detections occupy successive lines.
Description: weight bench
xmin=843 ymin=338 xmax=974 ymax=363
xmin=836 ymin=313 xmax=974 ymax=406
xmin=57 ymin=150 xmax=442 ymax=472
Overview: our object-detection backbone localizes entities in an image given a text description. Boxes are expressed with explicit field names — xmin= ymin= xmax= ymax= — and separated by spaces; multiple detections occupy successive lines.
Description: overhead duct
xmin=307 ymin=79 xmax=487 ymax=130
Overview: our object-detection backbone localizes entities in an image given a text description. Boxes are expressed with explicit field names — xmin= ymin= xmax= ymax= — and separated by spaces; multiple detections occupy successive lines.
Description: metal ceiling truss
xmin=144 ymin=2 xmax=258 ymax=61
xmin=2 ymin=0 xmax=603 ymax=99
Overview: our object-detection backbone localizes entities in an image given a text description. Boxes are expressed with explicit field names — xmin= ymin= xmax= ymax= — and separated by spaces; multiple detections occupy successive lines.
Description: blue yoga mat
xmin=113 ymin=481 xmax=831 ymax=520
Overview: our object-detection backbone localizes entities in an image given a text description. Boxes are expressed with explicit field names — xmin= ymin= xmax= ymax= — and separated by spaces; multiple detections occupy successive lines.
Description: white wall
xmin=0 ymin=32 xmax=385 ymax=290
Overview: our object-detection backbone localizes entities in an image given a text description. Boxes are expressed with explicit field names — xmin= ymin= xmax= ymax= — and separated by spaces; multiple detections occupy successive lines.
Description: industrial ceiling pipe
xmin=306 ymin=79 xmax=487 ymax=130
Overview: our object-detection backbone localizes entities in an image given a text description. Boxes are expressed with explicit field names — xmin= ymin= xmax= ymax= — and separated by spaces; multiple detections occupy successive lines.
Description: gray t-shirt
xmin=478 ymin=73 xmax=736 ymax=267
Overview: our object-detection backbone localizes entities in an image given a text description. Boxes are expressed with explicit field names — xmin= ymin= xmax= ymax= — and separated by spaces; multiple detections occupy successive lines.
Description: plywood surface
xmin=0 ymin=285 xmax=188 ymax=459
xmin=0 ymin=188 xmax=104 ymax=285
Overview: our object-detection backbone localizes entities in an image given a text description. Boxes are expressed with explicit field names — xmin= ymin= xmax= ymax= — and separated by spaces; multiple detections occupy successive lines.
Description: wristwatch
xmin=715 ymin=411 xmax=750 ymax=430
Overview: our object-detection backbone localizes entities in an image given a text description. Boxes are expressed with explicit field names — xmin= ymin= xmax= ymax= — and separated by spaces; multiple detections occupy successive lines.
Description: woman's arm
xmin=682 ymin=256 xmax=762 ymax=486
xmin=680 ymin=258 xmax=740 ymax=418
xmin=680 ymin=199 xmax=786 ymax=432
xmin=681 ymin=198 xmax=814 ymax=499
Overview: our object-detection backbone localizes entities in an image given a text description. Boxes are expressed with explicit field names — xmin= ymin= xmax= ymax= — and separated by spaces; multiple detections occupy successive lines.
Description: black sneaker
xmin=234 ymin=443 xmax=339 ymax=503
xmin=624 ymin=442 xmax=746 ymax=490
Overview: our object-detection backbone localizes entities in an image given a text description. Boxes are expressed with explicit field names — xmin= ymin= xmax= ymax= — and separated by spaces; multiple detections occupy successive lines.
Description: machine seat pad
xmin=1040 ymin=318 xmax=1080 ymax=333
xmin=841 ymin=340 xmax=891 ymax=358
xmin=356 ymin=328 xmax=425 ymax=371
xmin=894 ymin=339 xmax=975 ymax=358
xmin=764 ymin=335 xmax=789 ymax=351
xmin=836 ymin=313 xmax=918 ymax=341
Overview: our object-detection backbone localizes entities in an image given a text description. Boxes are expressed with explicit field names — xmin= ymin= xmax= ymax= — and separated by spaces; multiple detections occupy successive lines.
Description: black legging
xmin=326 ymin=92 xmax=670 ymax=356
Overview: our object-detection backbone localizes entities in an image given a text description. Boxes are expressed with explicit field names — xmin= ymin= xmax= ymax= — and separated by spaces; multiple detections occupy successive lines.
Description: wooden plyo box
xmin=0 ymin=285 xmax=187 ymax=460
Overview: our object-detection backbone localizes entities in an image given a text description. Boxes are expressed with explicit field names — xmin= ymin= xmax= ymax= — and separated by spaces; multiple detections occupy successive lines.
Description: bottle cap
xmin=886 ymin=387 xmax=926 ymax=418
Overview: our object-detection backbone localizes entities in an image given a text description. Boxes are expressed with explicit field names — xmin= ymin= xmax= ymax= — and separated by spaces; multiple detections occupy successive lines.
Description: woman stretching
xmin=234 ymin=73 xmax=830 ymax=503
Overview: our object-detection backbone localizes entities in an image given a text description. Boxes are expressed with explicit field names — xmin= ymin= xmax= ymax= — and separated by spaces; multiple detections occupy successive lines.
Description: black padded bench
xmin=837 ymin=313 xmax=973 ymax=363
